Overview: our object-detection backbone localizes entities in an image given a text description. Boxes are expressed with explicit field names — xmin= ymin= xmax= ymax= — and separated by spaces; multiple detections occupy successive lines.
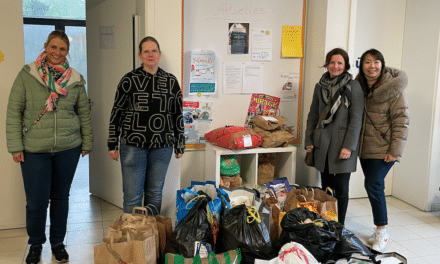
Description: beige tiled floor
xmin=1 ymin=156 xmax=440 ymax=263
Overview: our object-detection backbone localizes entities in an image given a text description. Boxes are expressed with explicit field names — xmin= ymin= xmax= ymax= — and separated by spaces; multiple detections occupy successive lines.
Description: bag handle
xmin=296 ymin=195 xmax=307 ymax=203
xmin=145 ymin=204 xmax=160 ymax=215
xmin=325 ymin=187 xmax=335 ymax=196
xmin=132 ymin=206 xmax=147 ymax=216
xmin=105 ymin=244 xmax=128 ymax=264
xmin=246 ymin=206 xmax=261 ymax=224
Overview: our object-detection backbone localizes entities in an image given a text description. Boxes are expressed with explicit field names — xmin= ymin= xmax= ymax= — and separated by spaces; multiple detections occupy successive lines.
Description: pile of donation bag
xmin=94 ymin=178 xmax=407 ymax=263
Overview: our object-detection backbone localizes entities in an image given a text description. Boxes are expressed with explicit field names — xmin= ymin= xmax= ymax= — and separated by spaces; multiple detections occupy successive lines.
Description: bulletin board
xmin=182 ymin=0 xmax=306 ymax=148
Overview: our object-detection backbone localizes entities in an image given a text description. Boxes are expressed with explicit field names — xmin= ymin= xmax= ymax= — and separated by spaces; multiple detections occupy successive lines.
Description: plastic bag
xmin=174 ymin=195 xmax=214 ymax=258
xmin=219 ymin=186 xmax=271 ymax=232
xmin=176 ymin=181 xmax=228 ymax=227
xmin=219 ymin=204 xmax=275 ymax=263
xmin=278 ymin=207 xmax=340 ymax=262
xmin=278 ymin=207 xmax=371 ymax=263
xmin=204 ymin=126 xmax=263 ymax=150
xmin=220 ymin=155 xmax=241 ymax=176
xmin=165 ymin=249 xmax=242 ymax=264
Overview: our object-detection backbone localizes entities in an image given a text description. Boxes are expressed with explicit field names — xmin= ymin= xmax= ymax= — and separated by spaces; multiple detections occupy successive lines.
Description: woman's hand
xmin=82 ymin=152 xmax=89 ymax=157
xmin=109 ymin=150 xmax=119 ymax=161
xmin=175 ymin=153 xmax=183 ymax=159
xmin=384 ymin=153 xmax=397 ymax=162
xmin=12 ymin=152 xmax=24 ymax=163
xmin=306 ymin=145 xmax=314 ymax=152
xmin=339 ymin=148 xmax=351 ymax=159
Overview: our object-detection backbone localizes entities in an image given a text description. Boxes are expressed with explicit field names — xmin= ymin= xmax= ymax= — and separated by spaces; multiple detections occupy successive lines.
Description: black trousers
xmin=320 ymin=156 xmax=351 ymax=225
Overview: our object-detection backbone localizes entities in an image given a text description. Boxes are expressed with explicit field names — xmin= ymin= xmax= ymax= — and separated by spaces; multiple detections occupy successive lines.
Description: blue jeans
xmin=360 ymin=158 xmax=395 ymax=226
xmin=21 ymin=146 xmax=81 ymax=246
xmin=120 ymin=144 xmax=173 ymax=214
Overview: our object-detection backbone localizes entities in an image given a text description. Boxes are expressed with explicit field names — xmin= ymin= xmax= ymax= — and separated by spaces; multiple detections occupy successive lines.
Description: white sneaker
xmin=372 ymin=228 xmax=389 ymax=252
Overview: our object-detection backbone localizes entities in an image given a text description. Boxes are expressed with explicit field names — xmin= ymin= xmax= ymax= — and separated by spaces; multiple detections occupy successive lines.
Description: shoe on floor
xmin=26 ymin=244 xmax=42 ymax=264
xmin=52 ymin=243 xmax=69 ymax=263
xmin=372 ymin=228 xmax=389 ymax=252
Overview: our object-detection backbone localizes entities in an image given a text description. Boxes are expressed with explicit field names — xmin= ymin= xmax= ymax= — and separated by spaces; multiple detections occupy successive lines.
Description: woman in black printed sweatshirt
xmin=107 ymin=36 xmax=185 ymax=214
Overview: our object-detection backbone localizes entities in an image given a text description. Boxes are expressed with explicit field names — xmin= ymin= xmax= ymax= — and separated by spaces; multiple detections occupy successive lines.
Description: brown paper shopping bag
xmin=263 ymin=196 xmax=281 ymax=245
xmin=109 ymin=207 xmax=160 ymax=258
xmin=308 ymin=187 xmax=338 ymax=222
xmin=95 ymin=228 xmax=156 ymax=264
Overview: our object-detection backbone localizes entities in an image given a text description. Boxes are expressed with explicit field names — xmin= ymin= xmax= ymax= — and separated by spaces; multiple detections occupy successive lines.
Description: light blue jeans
xmin=119 ymin=144 xmax=173 ymax=214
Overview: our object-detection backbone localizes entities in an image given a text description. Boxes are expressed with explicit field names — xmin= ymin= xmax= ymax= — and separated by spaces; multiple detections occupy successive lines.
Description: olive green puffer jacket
xmin=6 ymin=62 xmax=93 ymax=154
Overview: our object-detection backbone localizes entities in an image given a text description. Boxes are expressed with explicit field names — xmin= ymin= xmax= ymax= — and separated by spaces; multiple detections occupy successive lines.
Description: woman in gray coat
xmin=305 ymin=48 xmax=364 ymax=225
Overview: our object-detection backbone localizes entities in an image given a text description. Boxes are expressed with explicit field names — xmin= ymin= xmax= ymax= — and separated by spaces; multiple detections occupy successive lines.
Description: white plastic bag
xmin=255 ymin=242 xmax=320 ymax=264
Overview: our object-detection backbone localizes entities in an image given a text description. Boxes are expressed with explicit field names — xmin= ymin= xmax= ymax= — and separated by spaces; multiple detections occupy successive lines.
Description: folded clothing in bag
xmin=205 ymin=126 xmax=263 ymax=150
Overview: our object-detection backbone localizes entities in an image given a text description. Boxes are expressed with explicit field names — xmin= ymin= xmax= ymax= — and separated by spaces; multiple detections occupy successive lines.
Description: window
xmin=22 ymin=0 xmax=86 ymax=20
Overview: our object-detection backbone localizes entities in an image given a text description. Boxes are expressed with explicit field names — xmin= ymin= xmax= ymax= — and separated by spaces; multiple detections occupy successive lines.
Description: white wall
xmin=0 ymin=1 xmax=26 ymax=229
xmin=349 ymin=0 xmax=406 ymax=198
xmin=352 ymin=0 xmax=406 ymax=73
xmin=397 ymin=0 xmax=440 ymax=211
xmin=295 ymin=0 xmax=328 ymax=188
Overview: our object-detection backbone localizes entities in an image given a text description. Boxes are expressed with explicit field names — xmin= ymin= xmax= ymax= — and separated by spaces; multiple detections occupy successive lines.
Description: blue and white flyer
xmin=190 ymin=50 xmax=216 ymax=94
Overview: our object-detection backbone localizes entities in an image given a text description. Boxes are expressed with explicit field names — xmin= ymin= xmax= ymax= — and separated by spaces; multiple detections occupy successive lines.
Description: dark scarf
xmin=317 ymin=71 xmax=352 ymax=128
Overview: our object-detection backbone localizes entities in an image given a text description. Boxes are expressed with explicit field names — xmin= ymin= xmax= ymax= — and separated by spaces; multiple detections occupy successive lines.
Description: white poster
xmin=243 ymin=62 xmax=264 ymax=94
xmin=279 ymin=71 xmax=299 ymax=102
xmin=190 ymin=50 xmax=216 ymax=94
xmin=252 ymin=29 xmax=273 ymax=61
xmin=223 ymin=62 xmax=243 ymax=94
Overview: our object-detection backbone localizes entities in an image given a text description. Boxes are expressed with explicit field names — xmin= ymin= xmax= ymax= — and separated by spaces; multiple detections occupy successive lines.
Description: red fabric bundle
xmin=204 ymin=126 xmax=263 ymax=150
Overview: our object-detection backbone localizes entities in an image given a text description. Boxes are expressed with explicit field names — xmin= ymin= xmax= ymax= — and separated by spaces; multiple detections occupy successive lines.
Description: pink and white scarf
xmin=35 ymin=51 xmax=71 ymax=111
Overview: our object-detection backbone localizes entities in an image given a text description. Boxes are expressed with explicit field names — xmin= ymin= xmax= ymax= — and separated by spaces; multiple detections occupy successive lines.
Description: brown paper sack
xmin=109 ymin=207 xmax=160 ymax=258
xmin=257 ymin=153 xmax=275 ymax=185
xmin=221 ymin=174 xmax=242 ymax=189
xmin=253 ymin=115 xmax=287 ymax=130
xmin=252 ymin=126 xmax=271 ymax=137
xmin=264 ymin=196 xmax=282 ymax=245
xmin=95 ymin=228 xmax=156 ymax=264
xmin=261 ymin=129 xmax=294 ymax=148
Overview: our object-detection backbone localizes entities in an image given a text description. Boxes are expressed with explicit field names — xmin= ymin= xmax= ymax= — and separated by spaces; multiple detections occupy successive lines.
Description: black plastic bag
xmin=278 ymin=207 xmax=339 ymax=262
xmin=219 ymin=204 xmax=275 ymax=264
xmin=278 ymin=207 xmax=371 ymax=262
xmin=326 ymin=223 xmax=372 ymax=261
xmin=173 ymin=195 xmax=214 ymax=258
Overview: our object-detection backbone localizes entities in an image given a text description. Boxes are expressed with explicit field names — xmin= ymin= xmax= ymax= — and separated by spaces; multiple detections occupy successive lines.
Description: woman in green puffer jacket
xmin=5 ymin=30 xmax=93 ymax=264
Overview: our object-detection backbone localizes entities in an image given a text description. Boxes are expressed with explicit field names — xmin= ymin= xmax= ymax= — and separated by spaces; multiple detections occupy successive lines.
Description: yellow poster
xmin=282 ymin=26 xmax=303 ymax=57
xmin=0 ymin=50 xmax=4 ymax=63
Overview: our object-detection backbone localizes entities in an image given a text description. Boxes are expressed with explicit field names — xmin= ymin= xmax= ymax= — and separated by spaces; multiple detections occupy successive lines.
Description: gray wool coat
xmin=305 ymin=78 xmax=364 ymax=174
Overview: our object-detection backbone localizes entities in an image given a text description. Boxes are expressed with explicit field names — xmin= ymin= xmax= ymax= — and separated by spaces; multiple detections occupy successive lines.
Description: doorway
xmin=22 ymin=0 xmax=89 ymax=194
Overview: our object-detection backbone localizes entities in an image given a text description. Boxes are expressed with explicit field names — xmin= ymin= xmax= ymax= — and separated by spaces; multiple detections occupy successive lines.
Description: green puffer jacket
xmin=6 ymin=62 xmax=93 ymax=154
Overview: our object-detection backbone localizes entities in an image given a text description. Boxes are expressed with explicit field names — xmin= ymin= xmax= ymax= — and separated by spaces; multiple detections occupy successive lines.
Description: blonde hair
xmin=45 ymin=30 xmax=70 ymax=50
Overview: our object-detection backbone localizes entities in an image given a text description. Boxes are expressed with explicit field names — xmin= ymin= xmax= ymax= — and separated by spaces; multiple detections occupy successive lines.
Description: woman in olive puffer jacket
xmin=6 ymin=30 xmax=93 ymax=263
xmin=356 ymin=49 xmax=409 ymax=253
